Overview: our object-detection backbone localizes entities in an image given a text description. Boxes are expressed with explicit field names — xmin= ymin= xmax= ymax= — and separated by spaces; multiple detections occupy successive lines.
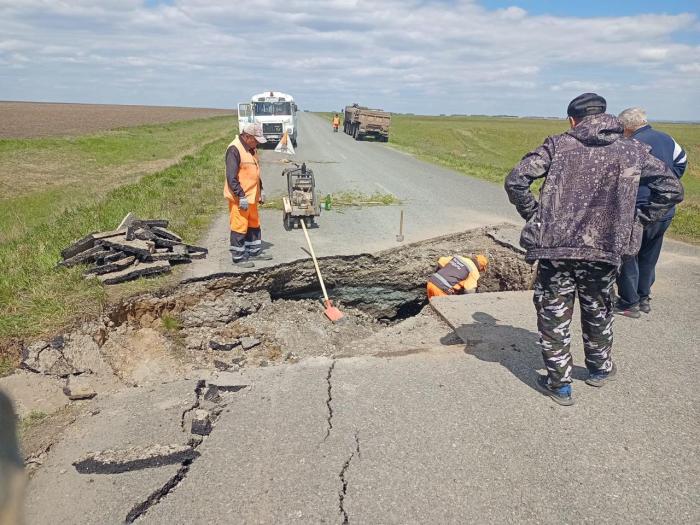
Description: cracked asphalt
xmin=20 ymin=113 xmax=700 ymax=523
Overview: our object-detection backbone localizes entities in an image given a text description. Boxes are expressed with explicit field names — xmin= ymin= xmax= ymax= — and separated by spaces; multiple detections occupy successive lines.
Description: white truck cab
xmin=238 ymin=91 xmax=298 ymax=147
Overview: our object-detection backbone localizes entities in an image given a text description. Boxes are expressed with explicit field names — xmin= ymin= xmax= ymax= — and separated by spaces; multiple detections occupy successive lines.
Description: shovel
xmin=299 ymin=220 xmax=344 ymax=323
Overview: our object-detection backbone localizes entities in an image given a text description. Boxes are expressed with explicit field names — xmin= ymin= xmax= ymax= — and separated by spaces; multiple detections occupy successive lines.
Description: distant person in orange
xmin=224 ymin=123 xmax=271 ymax=268
xmin=332 ymin=114 xmax=340 ymax=132
xmin=426 ymin=254 xmax=488 ymax=298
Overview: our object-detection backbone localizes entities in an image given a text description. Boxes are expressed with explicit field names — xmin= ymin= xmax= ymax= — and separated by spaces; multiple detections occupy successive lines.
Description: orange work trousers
xmin=427 ymin=282 xmax=449 ymax=299
xmin=228 ymin=201 xmax=260 ymax=234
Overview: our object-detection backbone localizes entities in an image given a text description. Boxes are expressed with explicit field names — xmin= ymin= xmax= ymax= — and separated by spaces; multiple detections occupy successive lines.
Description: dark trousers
xmin=229 ymin=228 xmax=261 ymax=261
xmin=534 ymin=259 xmax=617 ymax=387
xmin=616 ymin=218 xmax=671 ymax=307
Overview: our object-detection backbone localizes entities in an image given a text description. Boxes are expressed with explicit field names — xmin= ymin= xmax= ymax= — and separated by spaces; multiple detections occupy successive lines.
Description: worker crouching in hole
xmin=224 ymin=123 xmax=273 ymax=268
xmin=426 ymin=254 xmax=488 ymax=298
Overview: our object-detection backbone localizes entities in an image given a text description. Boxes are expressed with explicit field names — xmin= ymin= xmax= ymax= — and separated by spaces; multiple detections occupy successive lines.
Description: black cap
xmin=567 ymin=93 xmax=606 ymax=118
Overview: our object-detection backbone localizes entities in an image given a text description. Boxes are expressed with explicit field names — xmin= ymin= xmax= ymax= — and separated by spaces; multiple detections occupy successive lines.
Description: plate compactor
xmin=282 ymin=162 xmax=321 ymax=230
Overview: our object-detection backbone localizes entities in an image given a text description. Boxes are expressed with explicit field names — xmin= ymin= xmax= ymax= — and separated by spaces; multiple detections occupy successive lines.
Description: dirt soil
xmin=0 ymin=101 xmax=234 ymax=139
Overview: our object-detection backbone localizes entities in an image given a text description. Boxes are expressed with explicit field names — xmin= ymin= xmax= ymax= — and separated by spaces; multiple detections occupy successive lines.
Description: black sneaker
xmin=535 ymin=375 xmax=574 ymax=406
xmin=639 ymin=297 xmax=651 ymax=314
xmin=232 ymin=257 xmax=254 ymax=268
xmin=585 ymin=362 xmax=617 ymax=387
xmin=613 ymin=302 xmax=641 ymax=319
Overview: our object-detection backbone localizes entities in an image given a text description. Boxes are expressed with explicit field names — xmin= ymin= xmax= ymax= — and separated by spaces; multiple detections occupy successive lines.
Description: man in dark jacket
xmin=615 ymin=107 xmax=687 ymax=318
xmin=504 ymin=93 xmax=683 ymax=406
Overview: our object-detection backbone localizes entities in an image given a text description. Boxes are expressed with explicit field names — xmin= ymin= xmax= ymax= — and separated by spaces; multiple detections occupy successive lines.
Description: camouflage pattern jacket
xmin=504 ymin=114 xmax=684 ymax=265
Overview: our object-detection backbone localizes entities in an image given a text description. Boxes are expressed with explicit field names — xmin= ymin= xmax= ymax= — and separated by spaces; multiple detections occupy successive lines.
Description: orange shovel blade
xmin=323 ymin=299 xmax=344 ymax=323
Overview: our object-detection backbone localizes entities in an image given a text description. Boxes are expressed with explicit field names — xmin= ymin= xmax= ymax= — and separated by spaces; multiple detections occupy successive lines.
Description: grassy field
xmin=0 ymin=116 xmax=233 ymax=244
xmin=386 ymin=114 xmax=699 ymax=243
xmin=0 ymin=115 xmax=236 ymax=368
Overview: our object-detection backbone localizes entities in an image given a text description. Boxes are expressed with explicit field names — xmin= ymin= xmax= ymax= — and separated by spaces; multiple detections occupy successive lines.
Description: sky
xmin=0 ymin=0 xmax=699 ymax=120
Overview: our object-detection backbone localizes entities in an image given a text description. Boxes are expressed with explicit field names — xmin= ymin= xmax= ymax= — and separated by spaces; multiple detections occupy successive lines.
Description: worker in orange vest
xmin=224 ymin=123 xmax=271 ymax=268
xmin=332 ymin=114 xmax=340 ymax=132
xmin=426 ymin=254 xmax=489 ymax=298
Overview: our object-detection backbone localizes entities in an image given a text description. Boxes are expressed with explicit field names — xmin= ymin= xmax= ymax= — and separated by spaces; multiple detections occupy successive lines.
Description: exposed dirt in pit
xmin=11 ymin=227 xmax=533 ymax=387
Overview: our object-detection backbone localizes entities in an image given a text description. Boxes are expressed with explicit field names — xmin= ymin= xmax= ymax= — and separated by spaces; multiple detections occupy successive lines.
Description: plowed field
xmin=0 ymin=101 xmax=234 ymax=138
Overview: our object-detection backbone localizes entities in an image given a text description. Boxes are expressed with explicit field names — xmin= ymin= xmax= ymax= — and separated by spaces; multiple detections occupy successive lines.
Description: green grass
xmin=0 ymin=355 xmax=14 ymax=377
xmin=0 ymin=134 xmax=233 ymax=343
xmin=0 ymin=116 xmax=234 ymax=244
xmin=161 ymin=313 xmax=182 ymax=332
xmin=20 ymin=410 xmax=47 ymax=433
xmin=261 ymin=190 xmax=400 ymax=211
xmin=386 ymin=114 xmax=700 ymax=243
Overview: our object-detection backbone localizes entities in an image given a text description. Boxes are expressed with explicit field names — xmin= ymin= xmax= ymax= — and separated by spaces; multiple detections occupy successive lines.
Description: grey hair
xmin=618 ymin=107 xmax=647 ymax=130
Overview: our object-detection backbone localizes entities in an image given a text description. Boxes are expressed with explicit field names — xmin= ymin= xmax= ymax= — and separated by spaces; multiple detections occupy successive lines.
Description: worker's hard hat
xmin=474 ymin=254 xmax=488 ymax=271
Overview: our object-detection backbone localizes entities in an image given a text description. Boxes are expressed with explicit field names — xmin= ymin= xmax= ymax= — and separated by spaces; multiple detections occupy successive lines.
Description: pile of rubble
xmin=59 ymin=213 xmax=207 ymax=284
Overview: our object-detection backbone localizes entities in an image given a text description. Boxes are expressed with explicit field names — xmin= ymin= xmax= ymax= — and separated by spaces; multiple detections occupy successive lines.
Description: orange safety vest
xmin=332 ymin=116 xmax=340 ymax=126
xmin=428 ymin=256 xmax=480 ymax=293
xmin=223 ymin=136 xmax=261 ymax=203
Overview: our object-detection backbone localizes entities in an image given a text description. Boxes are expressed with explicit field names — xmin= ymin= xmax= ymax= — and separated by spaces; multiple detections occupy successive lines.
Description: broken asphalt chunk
xmin=60 ymin=233 xmax=96 ymax=260
xmin=208 ymin=339 xmax=240 ymax=352
xmin=240 ymin=336 xmax=261 ymax=351
xmin=208 ymin=372 xmax=248 ymax=392
xmin=151 ymin=226 xmax=182 ymax=242
xmin=97 ymin=260 xmax=171 ymax=285
xmin=73 ymin=444 xmax=198 ymax=474
xmin=84 ymin=256 xmax=136 ymax=276
xmin=99 ymin=237 xmax=154 ymax=259
xmin=191 ymin=409 xmax=212 ymax=436
xmin=63 ymin=375 xmax=97 ymax=400
xmin=59 ymin=245 xmax=110 ymax=268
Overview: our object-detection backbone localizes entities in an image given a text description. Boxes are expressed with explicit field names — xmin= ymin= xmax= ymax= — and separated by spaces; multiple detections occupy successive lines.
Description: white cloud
xmin=0 ymin=0 xmax=698 ymax=118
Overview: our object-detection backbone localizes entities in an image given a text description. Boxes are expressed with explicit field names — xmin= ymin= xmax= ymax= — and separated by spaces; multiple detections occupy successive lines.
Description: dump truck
xmin=343 ymin=104 xmax=391 ymax=141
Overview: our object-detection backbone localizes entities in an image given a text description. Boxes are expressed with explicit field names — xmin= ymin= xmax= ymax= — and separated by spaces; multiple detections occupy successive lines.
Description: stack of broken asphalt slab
xmin=58 ymin=212 xmax=207 ymax=284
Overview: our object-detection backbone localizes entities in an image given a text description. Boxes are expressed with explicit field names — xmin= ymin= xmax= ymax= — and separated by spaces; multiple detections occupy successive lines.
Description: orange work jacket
xmin=223 ymin=136 xmax=261 ymax=203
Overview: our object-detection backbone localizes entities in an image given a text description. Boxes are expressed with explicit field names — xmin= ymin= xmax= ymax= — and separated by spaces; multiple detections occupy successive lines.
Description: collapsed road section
xmin=18 ymin=226 xmax=532 ymax=387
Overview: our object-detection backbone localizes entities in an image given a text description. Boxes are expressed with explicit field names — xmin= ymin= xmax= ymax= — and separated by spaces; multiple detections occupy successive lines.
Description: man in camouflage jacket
xmin=504 ymin=93 xmax=683 ymax=405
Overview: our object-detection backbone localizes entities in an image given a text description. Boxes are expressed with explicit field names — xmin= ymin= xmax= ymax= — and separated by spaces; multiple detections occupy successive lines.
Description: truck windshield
xmin=254 ymin=102 xmax=292 ymax=116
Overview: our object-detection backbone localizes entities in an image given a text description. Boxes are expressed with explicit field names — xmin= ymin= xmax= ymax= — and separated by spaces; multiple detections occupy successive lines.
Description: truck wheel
xmin=283 ymin=213 xmax=293 ymax=231
xmin=353 ymin=126 xmax=360 ymax=140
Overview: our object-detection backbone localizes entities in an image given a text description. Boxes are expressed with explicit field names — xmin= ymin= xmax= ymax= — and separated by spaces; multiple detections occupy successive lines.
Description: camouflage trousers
xmin=534 ymin=259 xmax=616 ymax=388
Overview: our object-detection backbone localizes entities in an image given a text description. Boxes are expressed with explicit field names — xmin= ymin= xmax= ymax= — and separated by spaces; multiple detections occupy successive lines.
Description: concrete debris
xmin=73 ymin=444 xmax=198 ymax=474
xmin=21 ymin=341 xmax=76 ymax=377
xmin=240 ymin=336 xmax=261 ymax=351
xmin=50 ymin=335 xmax=65 ymax=349
xmin=116 ymin=211 xmax=137 ymax=231
xmin=209 ymin=339 xmax=240 ymax=351
xmin=98 ymin=260 xmax=172 ymax=285
xmin=208 ymin=372 xmax=248 ymax=392
xmin=486 ymin=225 xmax=526 ymax=254
xmin=203 ymin=385 xmax=221 ymax=402
xmin=63 ymin=375 xmax=97 ymax=400
xmin=190 ymin=409 xmax=212 ymax=436
xmin=213 ymin=360 xmax=231 ymax=371
xmin=58 ymin=213 xmax=208 ymax=285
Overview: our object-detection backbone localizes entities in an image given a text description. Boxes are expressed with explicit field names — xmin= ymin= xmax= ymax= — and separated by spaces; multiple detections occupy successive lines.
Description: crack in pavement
xmin=126 ymin=380 xmax=228 ymax=522
xmin=338 ymin=432 xmax=361 ymax=525
xmin=180 ymin=380 xmax=205 ymax=432
xmin=323 ymin=360 xmax=336 ymax=441
xmin=125 ymin=458 xmax=193 ymax=523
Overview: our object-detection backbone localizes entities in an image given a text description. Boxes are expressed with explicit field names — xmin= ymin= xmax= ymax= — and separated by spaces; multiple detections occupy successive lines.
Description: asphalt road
xmin=187 ymin=112 xmax=520 ymax=278
xmin=20 ymin=113 xmax=699 ymax=524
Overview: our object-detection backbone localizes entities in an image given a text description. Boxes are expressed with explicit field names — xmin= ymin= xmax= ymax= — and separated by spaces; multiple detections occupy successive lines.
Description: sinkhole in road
xmin=270 ymin=285 xmax=427 ymax=323
xmin=89 ymin=227 xmax=536 ymax=379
